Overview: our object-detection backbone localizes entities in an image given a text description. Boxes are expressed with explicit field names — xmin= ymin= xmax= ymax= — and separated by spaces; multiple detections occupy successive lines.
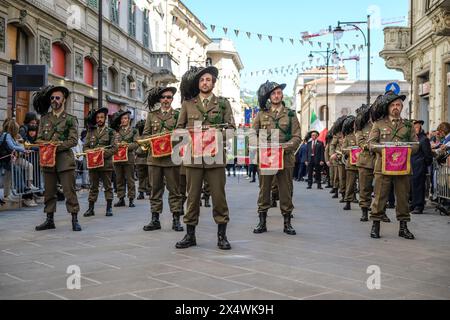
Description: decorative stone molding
xmin=75 ymin=52 xmax=83 ymax=79
xmin=385 ymin=56 xmax=411 ymax=81
xmin=39 ymin=36 xmax=50 ymax=67
xmin=432 ymin=7 xmax=450 ymax=36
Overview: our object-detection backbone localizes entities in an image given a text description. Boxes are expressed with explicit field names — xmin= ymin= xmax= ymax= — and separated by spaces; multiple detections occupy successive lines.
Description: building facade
xmin=0 ymin=0 xmax=211 ymax=128
xmin=206 ymin=38 xmax=244 ymax=125
xmin=380 ymin=0 xmax=450 ymax=132
xmin=297 ymin=78 xmax=410 ymax=138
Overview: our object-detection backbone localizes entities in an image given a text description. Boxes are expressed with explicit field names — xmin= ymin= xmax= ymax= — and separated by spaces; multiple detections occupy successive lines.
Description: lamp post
xmin=334 ymin=15 xmax=371 ymax=107
xmin=98 ymin=1 xmax=103 ymax=110
xmin=308 ymin=48 xmax=338 ymax=130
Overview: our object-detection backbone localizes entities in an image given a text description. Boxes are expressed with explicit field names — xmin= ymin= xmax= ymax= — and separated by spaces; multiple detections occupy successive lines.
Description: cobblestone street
xmin=1 ymin=174 xmax=449 ymax=300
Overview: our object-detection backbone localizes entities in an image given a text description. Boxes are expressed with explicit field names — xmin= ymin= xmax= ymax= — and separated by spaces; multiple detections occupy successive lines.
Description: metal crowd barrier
xmin=10 ymin=150 xmax=44 ymax=196
xmin=432 ymin=159 xmax=450 ymax=216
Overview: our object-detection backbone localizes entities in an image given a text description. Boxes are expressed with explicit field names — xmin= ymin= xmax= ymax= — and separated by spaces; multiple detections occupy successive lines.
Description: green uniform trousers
xmin=344 ymin=170 xmax=358 ymax=202
xmin=136 ymin=164 xmax=150 ymax=193
xmin=370 ymin=174 xmax=411 ymax=222
xmin=337 ymin=164 xmax=347 ymax=195
xmin=184 ymin=167 xmax=230 ymax=226
xmin=329 ymin=166 xmax=335 ymax=187
xmin=88 ymin=170 xmax=113 ymax=202
xmin=150 ymin=166 xmax=182 ymax=215
xmin=44 ymin=170 xmax=79 ymax=214
xmin=114 ymin=164 xmax=136 ymax=199
xmin=332 ymin=166 xmax=339 ymax=189
xmin=358 ymin=167 xmax=374 ymax=209
xmin=258 ymin=168 xmax=294 ymax=216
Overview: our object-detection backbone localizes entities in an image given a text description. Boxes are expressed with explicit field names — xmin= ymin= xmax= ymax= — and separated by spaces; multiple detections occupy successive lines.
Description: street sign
xmin=385 ymin=82 xmax=401 ymax=95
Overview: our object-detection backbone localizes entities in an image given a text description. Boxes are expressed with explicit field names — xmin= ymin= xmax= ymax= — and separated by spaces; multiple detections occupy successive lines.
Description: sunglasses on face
xmin=50 ymin=96 xmax=62 ymax=101
xmin=161 ymin=95 xmax=173 ymax=100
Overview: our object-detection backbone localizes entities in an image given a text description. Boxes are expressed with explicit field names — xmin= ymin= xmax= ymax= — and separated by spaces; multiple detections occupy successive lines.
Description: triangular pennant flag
xmin=309 ymin=41 xmax=313 ymax=47
xmin=257 ymin=34 xmax=262 ymax=40
xmin=300 ymin=40 xmax=304 ymax=45
xmin=318 ymin=42 xmax=322 ymax=48
xmin=327 ymin=43 xmax=331 ymax=48
xmin=210 ymin=25 xmax=216 ymax=33
xmin=345 ymin=44 xmax=349 ymax=49
xmin=234 ymin=29 xmax=240 ymax=37
xmin=246 ymin=32 xmax=251 ymax=39
xmin=280 ymin=37 xmax=284 ymax=43
xmin=290 ymin=38 xmax=294 ymax=45
xmin=223 ymin=27 xmax=228 ymax=34
xmin=268 ymin=35 xmax=273 ymax=42
xmin=353 ymin=44 xmax=356 ymax=50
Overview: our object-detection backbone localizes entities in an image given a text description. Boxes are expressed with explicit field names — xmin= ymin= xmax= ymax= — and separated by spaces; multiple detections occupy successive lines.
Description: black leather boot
xmin=271 ymin=199 xmax=277 ymax=208
xmin=381 ymin=213 xmax=391 ymax=223
xmin=71 ymin=213 xmax=82 ymax=232
xmin=343 ymin=202 xmax=351 ymax=211
xmin=253 ymin=212 xmax=267 ymax=234
xmin=370 ymin=221 xmax=380 ymax=239
xmin=129 ymin=198 xmax=135 ymax=208
xmin=399 ymin=221 xmax=415 ymax=240
xmin=114 ymin=197 xmax=125 ymax=207
xmin=332 ymin=190 xmax=339 ymax=199
xmin=360 ymin=208 xmax=369 ymax=222
xmin=35 ymin=213 xmax=56 ymax=231
xmin=339 ymin=194 xmax=346 ymax=203
xmin=143 ymin=213 xmax=161 ymax=231
xmin=199 ymin=199 xmax=202 ymax=207
xmin=204 ymin=197 xmax=211 ymax=208
xmin=352 ymin=196 xmax=359 ymax=204
xmin=106 ymin=200 xmax=113 ymax=217
xmin=83 ymin=202 xmax=95 ymax=217
xmin=172 ymin=213 xmax=184 ymax=232
xmin=137 ymin=192 xmax=145 ymax=200
xmin=330 ymin=187 xmax=336 ymax=194
xmin=283 ymin=214 xmax=296 ymax=235
xmin=175 ymin=225 xmax=196 ymax=249
xmin=217 ymin=224 xmax=231 ymax=250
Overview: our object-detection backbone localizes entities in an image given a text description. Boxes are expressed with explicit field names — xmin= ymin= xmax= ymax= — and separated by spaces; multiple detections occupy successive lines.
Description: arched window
xmin=52 ymin=43 xmax=66 ymax=77
xmin=107 ymin=67 xmax=118 ymax=93
xmin=84 ymin=57 xmax=94 ymax=86
xmin=319 ymin=105 xmax=327 ymax=121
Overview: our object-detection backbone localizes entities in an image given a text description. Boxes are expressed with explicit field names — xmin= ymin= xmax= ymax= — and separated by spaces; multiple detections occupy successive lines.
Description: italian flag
xmin=310 ymin=110 xmax=328 ymax=143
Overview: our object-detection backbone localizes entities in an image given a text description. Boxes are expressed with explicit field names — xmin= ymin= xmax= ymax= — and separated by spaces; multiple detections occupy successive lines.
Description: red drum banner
xmin=39 ymin=144 xmax=58 ymax=168
xmin=113 ymin=145 xmax=129 ymax=163
xmin=86 ymin=149 xmax=105 ymax=169
xmin=382 ymin=146 xmax=411 ymax=175
xmin=190 ymin=129 xmax=219 ymax=158
xmin=259 ymin=146 xmax=284 ymax=171
xmin=150 ymin=133 xmax=173 ymax=158
xmin=350 ymin=147 xmax=362 ymax=166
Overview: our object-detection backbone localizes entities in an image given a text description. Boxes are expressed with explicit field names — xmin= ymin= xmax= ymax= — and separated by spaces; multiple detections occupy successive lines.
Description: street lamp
xmin=334 ymin=15 xmax=371 ymax=107
xmin=308 ymin=48 xmax=339 ymax=130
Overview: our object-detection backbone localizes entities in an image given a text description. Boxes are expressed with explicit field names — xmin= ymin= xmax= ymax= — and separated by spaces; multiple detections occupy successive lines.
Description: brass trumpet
xmin=24 ymin=141 xmax=62 ymax=148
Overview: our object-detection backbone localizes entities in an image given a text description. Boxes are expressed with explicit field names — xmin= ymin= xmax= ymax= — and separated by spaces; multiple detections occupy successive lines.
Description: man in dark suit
xmin=306 ymin=131 xmax=325 ymax=189
xmin=410 ymin=120 xmax=433 ymax=214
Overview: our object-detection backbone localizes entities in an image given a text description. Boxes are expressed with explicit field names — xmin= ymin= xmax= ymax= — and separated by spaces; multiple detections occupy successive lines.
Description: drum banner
xmin=150 ymin=133 xmax=173 ymax=158
xmin=86 ymin=149 xmax=105 ymax=169
xmin=259 ymin=146 xmax=284 ymax=171
xmin=113 ymin=145 xmax=129 ymax=163
xmin=190 ymin=129 xmax=219 ymax=158
xmin=39 ymin=144 xmax=58 ymax=168
xmin=350 ymin=147 xmax=362 ymax=166
xmin=382 ymin=146 xmax=412 ymax=176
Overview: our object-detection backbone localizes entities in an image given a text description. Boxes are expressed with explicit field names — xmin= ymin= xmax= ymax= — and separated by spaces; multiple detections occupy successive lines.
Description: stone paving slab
xmin=1 ymin=176 xmax=449 ymax=300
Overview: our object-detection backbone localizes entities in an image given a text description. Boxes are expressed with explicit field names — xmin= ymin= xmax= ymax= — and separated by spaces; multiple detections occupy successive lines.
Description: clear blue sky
xmin=182 ymin=0 xmax=409 ymax=93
